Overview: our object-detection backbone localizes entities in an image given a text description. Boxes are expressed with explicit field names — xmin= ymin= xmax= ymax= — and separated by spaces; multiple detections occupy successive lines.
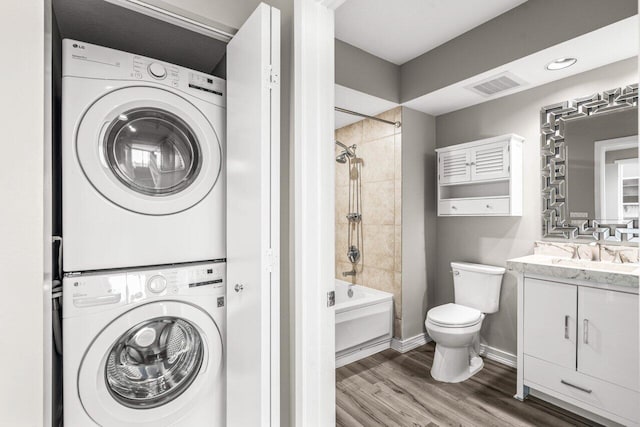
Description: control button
xmin=147 ymin=275 xmax=167 ymax=293
xmin=134 ymin=72 xmax=143 ymax=79
xmin=148 ymin=62 xmax=167 ymax=79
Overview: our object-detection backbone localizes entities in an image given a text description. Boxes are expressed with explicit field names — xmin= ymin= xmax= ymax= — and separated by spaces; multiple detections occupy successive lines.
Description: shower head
xmin=335 ymin=140 xmax=356 ymax=163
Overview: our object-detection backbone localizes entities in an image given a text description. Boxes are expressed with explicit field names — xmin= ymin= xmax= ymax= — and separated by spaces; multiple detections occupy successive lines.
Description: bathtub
xmin=335 ymin=279 xmax=394 ymax=368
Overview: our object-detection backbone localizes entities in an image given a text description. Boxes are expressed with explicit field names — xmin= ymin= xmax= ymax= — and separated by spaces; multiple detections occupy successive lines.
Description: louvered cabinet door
xmin=438 ymin=149 xmax=470 ymax=184
xmin=470 ymin=141 xmax=510 ymax=181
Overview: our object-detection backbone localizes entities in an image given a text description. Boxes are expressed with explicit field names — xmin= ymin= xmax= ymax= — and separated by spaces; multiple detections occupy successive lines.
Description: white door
xmin=438 ymin=149 xmax=471 ymax=184
xmin=226 ymin=3 xmax=280 ymax=427
xmin=578 ymin=287 xmax=639 ymax=391
xmin=523 ymin=278 xmax=577 ymax=369
xmin=470 ymin=141 xmax=510 ymax=181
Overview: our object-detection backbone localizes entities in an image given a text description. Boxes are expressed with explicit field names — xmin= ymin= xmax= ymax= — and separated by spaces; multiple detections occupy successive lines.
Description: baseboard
xmin=336 ymin=339 xmax=391 ymax=368
xmin=390 ymin=332 xmax=431 ymax=353
xmin=479 ymin=344 xmax=517 ymax=368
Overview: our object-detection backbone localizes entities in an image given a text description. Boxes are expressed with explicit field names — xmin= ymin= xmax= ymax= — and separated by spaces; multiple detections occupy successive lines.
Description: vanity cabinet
xmin=436 ymin=134 xmax=523 ymax=216
xmin=522 ymin=277 xmax=639 ymax=426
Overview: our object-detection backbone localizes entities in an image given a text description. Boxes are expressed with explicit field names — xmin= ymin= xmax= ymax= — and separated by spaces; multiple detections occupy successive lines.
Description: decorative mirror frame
xmin=541 ymin=84 xmax=639 ymax=243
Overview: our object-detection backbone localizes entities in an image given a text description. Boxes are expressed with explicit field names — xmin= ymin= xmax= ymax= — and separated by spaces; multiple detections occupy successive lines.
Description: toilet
xmin=425 ymin=261 xmax=505 ymax=383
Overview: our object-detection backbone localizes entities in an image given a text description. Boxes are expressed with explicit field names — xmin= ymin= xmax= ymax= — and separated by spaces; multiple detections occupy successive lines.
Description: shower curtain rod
xmin=335 ymin=107 xmax=401 ymax=128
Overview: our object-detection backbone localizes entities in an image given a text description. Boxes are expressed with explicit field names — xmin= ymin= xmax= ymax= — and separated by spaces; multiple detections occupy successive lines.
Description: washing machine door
xmin=78 ymin=301 xmax=223 ymax=426
xmin=76 ymin=86 xmax=222 ymax=215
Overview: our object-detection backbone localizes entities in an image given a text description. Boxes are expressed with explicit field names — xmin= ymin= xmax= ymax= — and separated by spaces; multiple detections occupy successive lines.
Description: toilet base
xmin=430 ymin=344 xmax=484 ymax=383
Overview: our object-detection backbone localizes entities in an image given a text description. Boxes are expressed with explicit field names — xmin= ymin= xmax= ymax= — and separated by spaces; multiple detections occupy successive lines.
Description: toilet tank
xmin=452 ymin=262 xmax=505 ymax=313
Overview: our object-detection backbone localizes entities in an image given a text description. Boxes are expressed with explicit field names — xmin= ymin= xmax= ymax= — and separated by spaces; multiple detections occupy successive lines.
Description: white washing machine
xmin=63 ymin=261 xmax=225 ymax=426
xmin=62 ymin=39 xmax=225 ymax=272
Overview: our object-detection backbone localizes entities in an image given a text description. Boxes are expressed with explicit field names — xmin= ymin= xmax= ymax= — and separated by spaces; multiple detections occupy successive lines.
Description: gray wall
xmin=434 ymin=58 xmax=637 ymax=355
xmin=399 ymin=0 xmax=637 ymax=102
xmin=401 ymin=107 xmax=437 ymax=339
xmin=335 ymin=39 xmax=400 ymax=103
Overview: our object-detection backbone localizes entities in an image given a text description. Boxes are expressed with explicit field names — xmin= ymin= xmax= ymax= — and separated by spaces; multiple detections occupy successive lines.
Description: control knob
xmin=147 ymin=275 xmax=167 ymax=293
xmin=148 ymin=62 xmax=167 ymax=79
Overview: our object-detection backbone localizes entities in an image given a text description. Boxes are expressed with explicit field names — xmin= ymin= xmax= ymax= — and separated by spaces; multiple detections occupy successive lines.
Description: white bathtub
xmin=335 ymin=279 xmax=394 ymax=368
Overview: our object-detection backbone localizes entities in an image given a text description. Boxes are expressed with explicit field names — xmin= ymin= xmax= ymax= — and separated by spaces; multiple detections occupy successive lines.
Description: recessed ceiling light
xmin=545 ymin=57 xmax=577 ymax=71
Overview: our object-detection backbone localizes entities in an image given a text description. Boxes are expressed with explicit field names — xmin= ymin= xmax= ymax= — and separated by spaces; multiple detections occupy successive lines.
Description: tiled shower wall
xmin=335 ymin=107 xmax=402 ymax=337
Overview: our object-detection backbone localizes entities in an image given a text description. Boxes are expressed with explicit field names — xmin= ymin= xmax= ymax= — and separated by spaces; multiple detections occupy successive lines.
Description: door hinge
xmin=268 ymin=66 xmax=279 ymax=89
xmin=327 ymin=291 xmax=335 ymax=307
xmin=266 ymin=249 xmax=275 ymax=272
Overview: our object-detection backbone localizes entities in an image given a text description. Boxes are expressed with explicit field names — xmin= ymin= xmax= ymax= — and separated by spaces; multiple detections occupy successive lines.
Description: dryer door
xmin=78 ymin=301 xmax=223 ymax=426
xmin=76 ymin=86 xmax=222 ymax=215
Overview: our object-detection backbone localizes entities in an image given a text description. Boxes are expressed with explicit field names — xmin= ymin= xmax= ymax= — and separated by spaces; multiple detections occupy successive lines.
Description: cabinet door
xmin=470 ymin=141 xmax=510 ymax=181
xmin=578 ymin=287 xmax=638 ymax=391
xmin=524 ymin=278 xmax=577 ymax=369
xmin=438 ymin=149 xmax=470 ymax=184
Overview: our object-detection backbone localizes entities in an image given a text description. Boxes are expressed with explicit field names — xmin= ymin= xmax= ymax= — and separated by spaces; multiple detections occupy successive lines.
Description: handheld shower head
xmin=335 ymin=140 xmax=356 ymax=163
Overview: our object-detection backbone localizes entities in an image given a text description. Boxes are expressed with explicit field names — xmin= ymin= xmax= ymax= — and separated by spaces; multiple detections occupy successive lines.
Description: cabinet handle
xmin=564 ymin=315 xmax=569 ymax=339
xmin=561 ymin=379 xmax=592 ymax=394
xmin=583 ymin=319 xmax=589 ymax=344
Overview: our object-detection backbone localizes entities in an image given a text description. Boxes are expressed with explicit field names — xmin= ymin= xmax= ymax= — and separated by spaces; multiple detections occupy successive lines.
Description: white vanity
xmin=508 ymin=255 xmax=639 ymax=427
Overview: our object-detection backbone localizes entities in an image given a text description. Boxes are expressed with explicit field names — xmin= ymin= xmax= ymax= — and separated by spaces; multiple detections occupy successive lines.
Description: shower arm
xmin=335 ymin=140 xmax=356 ymax=157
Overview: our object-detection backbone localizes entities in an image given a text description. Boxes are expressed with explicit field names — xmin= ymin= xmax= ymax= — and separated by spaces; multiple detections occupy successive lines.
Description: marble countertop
xmin=507 ymin=254 xmax=639 ymax=289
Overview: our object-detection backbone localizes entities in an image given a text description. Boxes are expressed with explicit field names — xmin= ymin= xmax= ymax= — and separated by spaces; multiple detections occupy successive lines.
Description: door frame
xmin=292 ymin=0 xmax=344 ymax=425
xmin=593 ymin=135 xmax=637 ymax=219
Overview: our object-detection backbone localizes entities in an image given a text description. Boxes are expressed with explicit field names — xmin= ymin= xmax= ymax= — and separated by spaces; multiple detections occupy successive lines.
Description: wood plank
xmin=336 ymin=342 xmax=600 ymax=427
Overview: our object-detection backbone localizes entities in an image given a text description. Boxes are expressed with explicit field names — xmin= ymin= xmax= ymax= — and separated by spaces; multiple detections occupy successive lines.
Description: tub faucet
xmin=342 ymin=269 xmax=356 ymax=277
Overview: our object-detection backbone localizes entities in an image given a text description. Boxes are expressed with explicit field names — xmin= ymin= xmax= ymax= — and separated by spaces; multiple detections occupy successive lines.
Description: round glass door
xmin=105 ymin=316 xmax=204 ymax=409
xmin=75 ymin=86 xmax=222 ymax=215
xmin=104 ymin=108 xmax=202 ymax=197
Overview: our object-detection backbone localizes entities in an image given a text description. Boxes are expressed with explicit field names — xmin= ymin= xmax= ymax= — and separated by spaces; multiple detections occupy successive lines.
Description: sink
xmin=548 ymin=257 xmax=640 ymax=274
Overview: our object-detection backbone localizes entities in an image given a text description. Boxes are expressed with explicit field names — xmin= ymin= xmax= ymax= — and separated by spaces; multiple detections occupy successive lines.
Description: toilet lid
xmin=427 ymin=303 xmax=482 ymax=328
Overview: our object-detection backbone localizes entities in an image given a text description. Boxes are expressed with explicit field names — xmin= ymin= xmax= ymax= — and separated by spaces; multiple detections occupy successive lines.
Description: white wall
xmin=0 ymin=1 xmax=47 ymax=426
xmin=435 ymin=58 xmax=637 ymax=355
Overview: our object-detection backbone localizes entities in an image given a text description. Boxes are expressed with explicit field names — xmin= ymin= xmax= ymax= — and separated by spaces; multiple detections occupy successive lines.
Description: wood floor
xmin=336 ymin=343 xmax=600 ymax=427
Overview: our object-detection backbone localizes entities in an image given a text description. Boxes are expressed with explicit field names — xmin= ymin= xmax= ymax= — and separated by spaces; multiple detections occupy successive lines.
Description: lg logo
xmin=72 ymin=43 xmax=85 ymax=50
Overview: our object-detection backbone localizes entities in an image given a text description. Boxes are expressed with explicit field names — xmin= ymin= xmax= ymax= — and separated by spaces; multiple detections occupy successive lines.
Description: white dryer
xmin=62 ymin=39 xmax=225 ymax=272
xmin=63 ymin=261 xmax=226 ymax=426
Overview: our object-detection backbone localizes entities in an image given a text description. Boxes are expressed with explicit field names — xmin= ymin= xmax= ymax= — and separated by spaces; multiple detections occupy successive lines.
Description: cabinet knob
xmin=486 ymin=204 xmax=492 ymax=209
xmin=451 ymin=205 xmax=457 ymax=210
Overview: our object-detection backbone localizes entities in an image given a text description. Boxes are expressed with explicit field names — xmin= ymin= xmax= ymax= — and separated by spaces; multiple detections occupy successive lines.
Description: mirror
xmin=541 ymin=84 xmax=639 ymax=242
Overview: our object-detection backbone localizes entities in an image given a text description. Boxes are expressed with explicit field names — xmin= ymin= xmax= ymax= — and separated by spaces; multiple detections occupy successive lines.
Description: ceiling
xmin=403 ymin=16 xmax=638 ymax=116
xmin=335 ymin=15 xmax=638 ymax=127
xmin=335 ymin=85 xmax=399 ymax=128
xmin=335 ymin=0 xmax=527 ymax=65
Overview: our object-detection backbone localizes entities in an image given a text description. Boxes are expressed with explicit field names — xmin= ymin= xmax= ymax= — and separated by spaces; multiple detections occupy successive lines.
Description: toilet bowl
xmin=426 ymin=303 xmax=485 ymax=382
xmin=425 ymin=262 xmax=505 ymax=383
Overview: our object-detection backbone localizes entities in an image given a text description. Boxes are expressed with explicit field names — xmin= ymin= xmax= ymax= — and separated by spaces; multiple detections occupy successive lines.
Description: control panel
xmin=62 ymin=39 xmax=225 ymax=105
xmin=63 ymin=261 xmax=226 ymax=316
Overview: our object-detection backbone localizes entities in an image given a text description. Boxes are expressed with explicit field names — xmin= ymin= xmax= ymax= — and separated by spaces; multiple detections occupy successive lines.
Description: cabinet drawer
xmin=439 ymin=197 xmax=510 ymax=216
xmin=524 ymin=355 xmax=639 ymax=424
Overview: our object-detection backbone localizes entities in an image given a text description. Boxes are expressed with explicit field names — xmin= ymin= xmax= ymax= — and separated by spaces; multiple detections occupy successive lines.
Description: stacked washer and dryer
xmin=61 ymin=39 xmax=227 ymax=426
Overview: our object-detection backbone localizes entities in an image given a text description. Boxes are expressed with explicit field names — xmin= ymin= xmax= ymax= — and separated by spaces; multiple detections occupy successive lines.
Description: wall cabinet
xmin=522 ymin=278 xmax=639 ymax=426
xmin=436 ymin=134 xmax=523 ymax=216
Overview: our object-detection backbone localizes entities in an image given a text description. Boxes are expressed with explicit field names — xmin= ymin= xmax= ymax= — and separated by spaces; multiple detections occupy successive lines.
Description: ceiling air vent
xmin=465 ymin=72 xmax=526 ymax=97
